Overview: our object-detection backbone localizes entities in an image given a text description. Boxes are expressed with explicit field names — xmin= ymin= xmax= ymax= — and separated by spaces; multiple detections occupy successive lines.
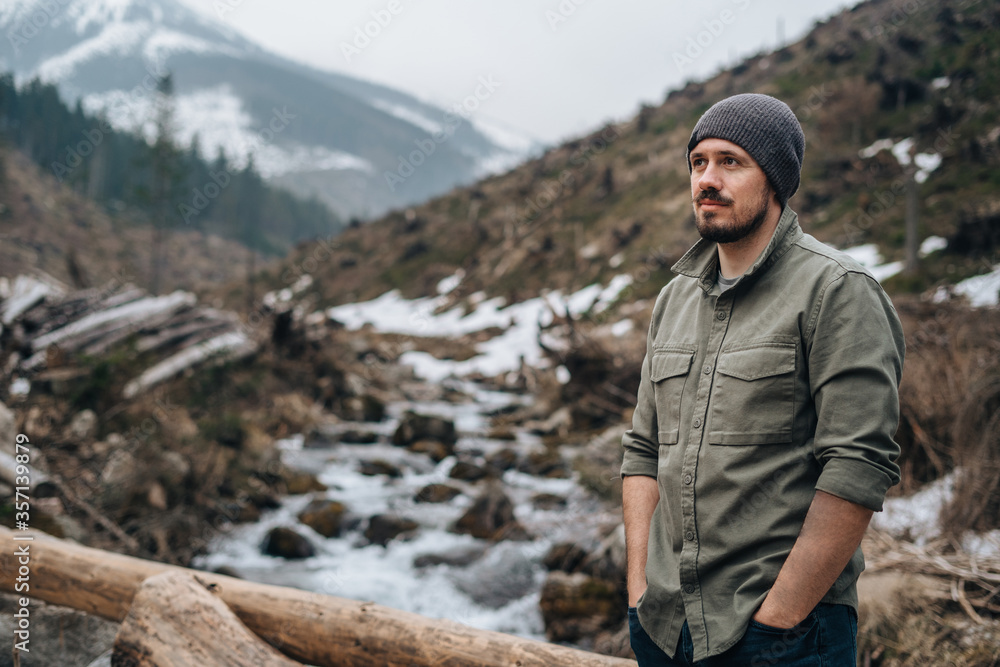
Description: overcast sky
xmin=178 ymin=0 xmax=856 ymax=144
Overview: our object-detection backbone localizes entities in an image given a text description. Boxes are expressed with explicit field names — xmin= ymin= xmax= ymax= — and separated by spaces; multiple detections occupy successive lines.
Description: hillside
xmin=267 ymin=0 xmax=999 ymax=312
xmin=0 ymin=145 xmax=261 ymax=296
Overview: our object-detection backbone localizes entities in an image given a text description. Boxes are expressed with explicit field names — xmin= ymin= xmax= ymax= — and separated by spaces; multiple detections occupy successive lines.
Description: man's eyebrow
xmin=690 ymin=149 xmax=744 ymax=158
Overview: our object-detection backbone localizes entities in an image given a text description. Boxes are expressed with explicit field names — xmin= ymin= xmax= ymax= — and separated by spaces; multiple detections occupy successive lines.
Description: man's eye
xmin=725 ymin=157 xmax=738 ymax=165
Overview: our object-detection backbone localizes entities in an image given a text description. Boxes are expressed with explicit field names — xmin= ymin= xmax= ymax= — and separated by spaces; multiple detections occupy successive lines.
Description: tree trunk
xmin=904 ymin=168 xmax=919 ymax=275
xmin=0 ymin=528 xmax=633 ymax=667
xmin=113 ymin=571 xmax=303 ymax=667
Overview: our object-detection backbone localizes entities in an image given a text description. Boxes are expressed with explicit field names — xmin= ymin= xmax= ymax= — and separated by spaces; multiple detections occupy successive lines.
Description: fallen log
xmin=113 ymin=571 xmax=303 ymax=666
xmin=0 ymin=528 xmax=634 ymax=667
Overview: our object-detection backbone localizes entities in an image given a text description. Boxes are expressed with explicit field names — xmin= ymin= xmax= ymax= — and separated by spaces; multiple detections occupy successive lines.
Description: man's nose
xmin=696 ymin=162 xmax=723 ymax=192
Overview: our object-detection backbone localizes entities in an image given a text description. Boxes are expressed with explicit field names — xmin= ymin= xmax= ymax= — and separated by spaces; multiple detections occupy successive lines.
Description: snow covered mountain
xmin=0 ymin=0 xmax=540 ymax=219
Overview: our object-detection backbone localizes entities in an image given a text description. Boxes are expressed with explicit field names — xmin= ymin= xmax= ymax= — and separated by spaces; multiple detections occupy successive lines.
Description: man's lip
xmin=699 ymin=201 xmax=728 ymax=208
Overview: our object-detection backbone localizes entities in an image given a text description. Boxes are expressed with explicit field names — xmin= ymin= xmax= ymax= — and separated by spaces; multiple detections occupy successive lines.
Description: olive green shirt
xmin=621 ymin=206 xmax=904 ymax=660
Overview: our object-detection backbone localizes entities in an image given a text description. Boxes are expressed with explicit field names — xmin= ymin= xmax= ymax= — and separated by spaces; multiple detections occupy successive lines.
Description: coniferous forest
xmin=0 ymin=73 xmax=341 ymax=257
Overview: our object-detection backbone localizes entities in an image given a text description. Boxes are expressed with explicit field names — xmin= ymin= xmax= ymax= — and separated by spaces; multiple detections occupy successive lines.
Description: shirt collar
xmin=671 ymin=206 xmax=803 ymax=293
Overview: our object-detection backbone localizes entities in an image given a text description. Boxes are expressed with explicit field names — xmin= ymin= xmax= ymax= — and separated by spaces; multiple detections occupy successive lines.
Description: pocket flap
xmin=717 ymin=344 xmax=795 ymax=381
xmin=650 ymin=350 xmax=694 ymax=382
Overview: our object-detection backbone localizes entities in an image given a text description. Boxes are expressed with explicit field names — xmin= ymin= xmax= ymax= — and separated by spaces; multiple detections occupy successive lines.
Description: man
xmin=621 ymin=93 xmax=904 ymax=666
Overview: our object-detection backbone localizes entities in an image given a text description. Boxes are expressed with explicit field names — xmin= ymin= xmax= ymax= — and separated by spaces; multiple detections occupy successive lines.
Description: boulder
xmin=580 ymin=525 xmax=627 ymax=582
xmin=539 ymin=571 xmax=624 ymax=644
xmin=414 ymin=483 xmax=462 ymax=504
xmin=297 ymin=499 xmax=347 ymax=538
xmin=359 ymin=459 xmax=402 ymax=478
xmin=448 ymin=460 xmax=489 ymax=482
xmin=450 ymin=484 xmax=530 ymax=541
xmin=340 ymin=394 xmax=386 ymax=422
xmin=532 ymin=492 xmax=568 ymax=510
xmin=283 ymin=469 xmax=327 ymax=494
xmin=261 ymin=527 xmax=316 ymax=559
xmin=340 ymin=429 xmax=379 ymax=444
xmin=486 ymin=447 xmax=519 ymax=471
xmin=412 ymin=546 xmax=487 ymax=569
xmin=518 ymin=449 xmax=569 ymax=478
xmin=0 ymin=593 xmax=118 ymax=667
xmin=450 ymin=544 xmax=536 ymax=608
xmin=487 ymin=427 xmax=517 ymax=441
xmin=392 ymin=411 xmax=457 ymax=448
xmin=407 ymin=439 xmax=451 ymax=462
xmin=365 ymin=514 xmax=419 ymax=547
xmin=544 ymin=542 xmax=590 ymax=573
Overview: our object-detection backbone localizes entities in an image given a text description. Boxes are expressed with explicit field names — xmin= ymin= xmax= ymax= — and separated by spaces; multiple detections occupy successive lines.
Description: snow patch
xmin=841 ymin=244 xmax=903 ymax=283
xmin=949 ymin=265 xmax=1000 ymax=308
xmin=858 ymin=138 xmax=894 ymax=159
xmin=872 ymin=472 xmax=954 ymax=545
xmin=36 ymin=20 xmax=148 ymax=81
xmin=436 ymin=270 xmax=464 ymax=296
xmin=329 ymin=277 xmax=635 ymax=380
xmin=142 ymin=28 xmax=222 ymax=63
xmin=913 ymin=152 xmax=942 ymax=184
xmin=610 ymin=319 xmax=634 ymax=337
xmin=859 ymin=137 xmax=942 ymax=183
xmin=890 ymin=137 xmax=915 ymax=166
xmin=918 ymin=236 xmax=947 ymax=257
xmin=371 ymin=99 xmax=443 ymax=135
xmin=83 ymin=86 xmax=373 ymax=178
xmin=931 ymin=76 xmax=951 ymax=90
xmin=9 ymin=378 xmax=30 ymax=396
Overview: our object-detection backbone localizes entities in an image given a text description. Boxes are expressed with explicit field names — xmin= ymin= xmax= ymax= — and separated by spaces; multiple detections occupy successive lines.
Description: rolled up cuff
xmin=620 ymin=456 xmax=658 ymax=480
xmin=815 ymin=457 xmax=893 ymax=512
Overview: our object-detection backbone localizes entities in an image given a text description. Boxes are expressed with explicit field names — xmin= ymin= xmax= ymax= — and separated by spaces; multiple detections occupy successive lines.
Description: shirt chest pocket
xmin=650 ymin=347 xmax=695 ymax=445
xmin=708 ymin=342 xmax=796 ymax=445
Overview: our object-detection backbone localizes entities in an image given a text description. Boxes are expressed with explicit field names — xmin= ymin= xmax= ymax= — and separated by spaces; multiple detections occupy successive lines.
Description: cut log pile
xmin=1 ymin=273 xmax=257 ymax=399
xmin=0 ymin=527 xmax=635 ymax=667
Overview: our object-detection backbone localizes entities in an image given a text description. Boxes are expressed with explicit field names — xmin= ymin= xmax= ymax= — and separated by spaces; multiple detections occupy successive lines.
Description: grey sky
xmin=178 ymin=0 xmax=855 ymax=144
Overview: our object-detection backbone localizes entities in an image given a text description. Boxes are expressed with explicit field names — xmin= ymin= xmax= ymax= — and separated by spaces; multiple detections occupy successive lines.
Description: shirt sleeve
xmin=806 ymin=270 xmax=904 ymax=511
xmin=621 ymin=347 xmax=660 ymax=478
xmin=621 ymin=291 xmax=667 ymax=479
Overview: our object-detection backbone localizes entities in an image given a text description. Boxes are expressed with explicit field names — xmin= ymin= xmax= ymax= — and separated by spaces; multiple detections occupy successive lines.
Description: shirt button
xmin=685 ymin=531 xmax=695 ymax=541
xmin=703 ymin=364 xmax=712 ymax=374
xmin=683 ymin=474 xmax=693 ymax=485
xmin=683 ymin=584 xmax=695 ymax=594
xmin=692 ymin=418 xmax=702 ymax=428
xmin=716 ymin=311 xmax=727 ymax=321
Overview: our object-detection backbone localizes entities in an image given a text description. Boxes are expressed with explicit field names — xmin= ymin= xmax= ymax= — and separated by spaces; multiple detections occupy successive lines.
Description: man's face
xmin=689 ymin=138 xmax=775 ymax=244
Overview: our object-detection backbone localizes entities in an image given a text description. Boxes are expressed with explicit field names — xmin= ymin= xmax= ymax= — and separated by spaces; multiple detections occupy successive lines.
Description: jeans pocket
xmin=743 ymin=613 xmax=820 ymax=666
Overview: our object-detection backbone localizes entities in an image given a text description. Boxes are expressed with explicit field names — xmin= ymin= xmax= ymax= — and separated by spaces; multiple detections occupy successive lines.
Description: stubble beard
xmin=694 ymin=187 xmax=772 ymax=244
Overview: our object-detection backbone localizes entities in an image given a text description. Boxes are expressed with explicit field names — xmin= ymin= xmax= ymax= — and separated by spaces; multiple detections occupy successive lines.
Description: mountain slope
xmin=0 ymin=0 xmax=538 ymax=220
xmin=266 ymin=0 xmax=1000 ymax=312
xmin=0 ymin=145 xmax=258 ymax=296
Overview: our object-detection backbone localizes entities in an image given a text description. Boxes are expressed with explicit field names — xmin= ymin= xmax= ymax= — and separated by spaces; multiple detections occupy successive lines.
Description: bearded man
xmin=621 ymin=93 xmax=905 ymax=666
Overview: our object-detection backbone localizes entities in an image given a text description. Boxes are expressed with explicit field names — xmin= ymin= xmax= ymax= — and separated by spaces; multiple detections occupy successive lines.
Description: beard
xmin=694 ymin=187 xmax=772 ymax=244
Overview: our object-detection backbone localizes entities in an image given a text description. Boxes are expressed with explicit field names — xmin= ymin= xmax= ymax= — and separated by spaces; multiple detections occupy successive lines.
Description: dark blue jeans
xmin=628 ymin=603 xmax=858 ymax=666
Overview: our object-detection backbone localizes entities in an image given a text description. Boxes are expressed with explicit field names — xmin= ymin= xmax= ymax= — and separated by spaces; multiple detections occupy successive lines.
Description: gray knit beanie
xmin=686 ymin=93 xmax=805 ymax=206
